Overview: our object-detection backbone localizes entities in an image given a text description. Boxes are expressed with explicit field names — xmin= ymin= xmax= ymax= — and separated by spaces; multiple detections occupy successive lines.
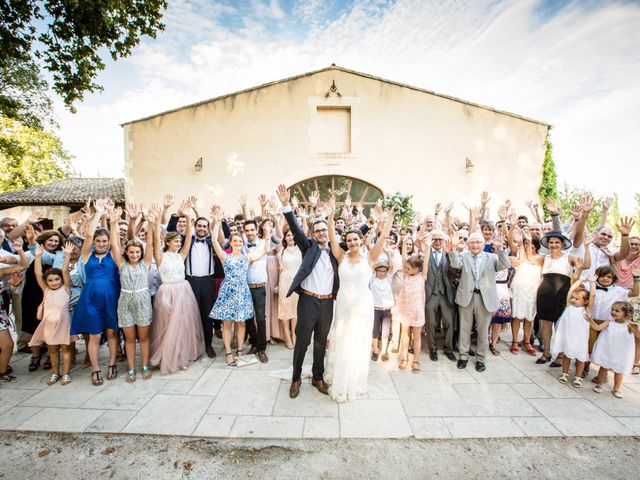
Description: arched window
xmin=289 ymin=175 xmax=383 ymax=214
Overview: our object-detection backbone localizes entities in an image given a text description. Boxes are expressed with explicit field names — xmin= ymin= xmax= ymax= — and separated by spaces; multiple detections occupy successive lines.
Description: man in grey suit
xmin=447 ymin=232 xmax=510 ymax=372
xmin=425 ymin=230 xmax=456 ymax=362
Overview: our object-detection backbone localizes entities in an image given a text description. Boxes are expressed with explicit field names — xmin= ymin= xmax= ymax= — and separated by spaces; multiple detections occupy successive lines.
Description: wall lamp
xmin=194 ymin=157 xmax=203 ymax=172
xmin=465 ymin=157 xmax=474 ymax=174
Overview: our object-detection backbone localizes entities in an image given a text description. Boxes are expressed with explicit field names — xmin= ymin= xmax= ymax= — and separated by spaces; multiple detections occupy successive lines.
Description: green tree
xmin=1 ymin=0 xmax=167 ymax=113
xmin=538 ymin=136 xmax=557 ymax=217
xmin=556 ymin=183 xmax=606 ymax=232
xmin=0 ymin=115 xmax=74 ymax=191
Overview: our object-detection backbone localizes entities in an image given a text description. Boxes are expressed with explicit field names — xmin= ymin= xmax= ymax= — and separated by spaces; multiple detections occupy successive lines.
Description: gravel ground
xmin=0 ymin=431 xmax=638 ymax=479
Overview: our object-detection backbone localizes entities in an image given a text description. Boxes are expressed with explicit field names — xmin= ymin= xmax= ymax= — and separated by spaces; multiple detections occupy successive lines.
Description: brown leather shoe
xmin=289 ymin=380 xmax=301 ymax=398
xmin=257 ymin=351 xmax=268 ymax=364
xmin=248 ymin=346 xmax=257 ymax=355
xmin=311 ymin=377 xmax=329 ymax=395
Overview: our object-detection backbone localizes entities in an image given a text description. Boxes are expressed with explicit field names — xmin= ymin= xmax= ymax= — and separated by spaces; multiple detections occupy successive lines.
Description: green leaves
xmin=538 ymin=136 xmax=557 ymax=217
xmin=383 ymin=192 xmax=415 ymax=227
xmin=1 ymin=0 xmax=167 ymax=113
xmin=0 ymin=115 xmax=74 ymax=192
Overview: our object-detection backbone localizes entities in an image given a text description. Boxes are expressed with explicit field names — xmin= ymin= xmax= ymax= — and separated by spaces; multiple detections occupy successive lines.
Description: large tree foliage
xmin=1 ymin=0 xmax=167 ymax=113
xmin=556 ymin=183 xmax=615 ymax=233
xmin=0 ymin=115 xmax=74 ymax=192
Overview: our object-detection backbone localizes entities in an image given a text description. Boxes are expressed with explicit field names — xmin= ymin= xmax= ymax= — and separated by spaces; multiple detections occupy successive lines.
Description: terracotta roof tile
xmin=0 ymin=178 xmax=124 ymax=207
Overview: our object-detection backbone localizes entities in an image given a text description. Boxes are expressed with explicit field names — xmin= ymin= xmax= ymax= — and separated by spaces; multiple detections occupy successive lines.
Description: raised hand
xmin=238 ymin=194 xmax=247 ymax=208
xmin=583 ymin=231 xmax=596 ymax=246
xmin=525 ymin=199 xmax=533 ymax=208
xmin=498 ymin=203 xmax=508 ymax=221
xmin=163 ymin=194 xmax=174 ymax=210
xmin=27 ymin=209 xmax=44 ymax=224
xmin=434 ymin=202 xmax=442 ymax=215
xmin=104 ymin=198 xmax=115 ymax=213
xmin=210 ymin=205 xmax=223 ymax=223
xmin=602 ymin=196 xmax=613 ymax=210
xmin=618 ymin=216 xmax=635 ymax=236
xmin=258 ymin=194 xmax=268 ymax=208
xmin=571 ymin=203 xmax=581 ymax=220
xmin=325 ymin=196 xmax=336 ymax=217
xmin=126 ymin=202 xmax=141 ymax=220
xmin=579 ymin=194 xmax=595 ymax=213
xmin=355 ymin=203 xmax=364 ymax=214
xmin=544 ymin=198 xmax=560 ymax=216
xmin=444 ymin=202 xmax=454 ymax=215
xmin=512 ymin=227 xmax=523 ymax=244
xmin=62 ymin=241 xmax=75 ymax=255
xmin=11 ymin=238 xmax=24 ymax=251
xmin=492 ymin=232 xmax=505 ymax=250
xmin=344 ymin=194 xmax=352 ymax=210
xmin=24 ymin=224 xmax=36 ymax=244
xmin=480 ymin=191 xmax=491 ymax=207
xmin=81 ymin=197 xmax=92 ymax=214
xmin=276 ymin=184 xmax=290 ymax=205
xmin=179 ymin=199 xmax=191 ymax=217
xmin=574 ymin=257 xmax=584 ymax=270
xmin=93 ymin=198 xmax=107 ymax=214
xmin=587 ymin=274 xmax=597 ymax=283
xmin=308 ymin=190 xmax=319 ymax=207
xmin=35 ymin=244 xmax=44 ymax=257
xmin=290 ymin=195 xmax=299 ymax=210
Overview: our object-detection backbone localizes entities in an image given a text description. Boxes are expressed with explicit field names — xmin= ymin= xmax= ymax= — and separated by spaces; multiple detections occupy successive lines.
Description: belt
xmin=300 ymin=288 xmax=333 ymax=300
xmin=121 ymin=287 xmax=149 ymax=293
xmin=374 ymin=307 xmax=392 ymax=312
xmin=248 ymin=283 xmax=266 ymax=289
xmin=473 ymin=288 xmax=481 ymax=294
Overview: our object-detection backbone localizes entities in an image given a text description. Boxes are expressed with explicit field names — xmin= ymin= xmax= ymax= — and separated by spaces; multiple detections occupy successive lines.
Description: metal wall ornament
xmin=325 ymin=79 xmax=342 ymax=98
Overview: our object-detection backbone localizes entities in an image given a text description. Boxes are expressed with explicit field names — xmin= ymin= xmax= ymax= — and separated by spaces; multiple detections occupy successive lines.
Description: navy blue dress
xmin=71 ymin=253 xmax=119 ymax=335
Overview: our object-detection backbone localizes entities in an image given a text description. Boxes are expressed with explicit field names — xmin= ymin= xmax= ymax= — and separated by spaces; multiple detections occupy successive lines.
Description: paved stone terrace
xmin=1 ymin=337 xmax=640 ymax=439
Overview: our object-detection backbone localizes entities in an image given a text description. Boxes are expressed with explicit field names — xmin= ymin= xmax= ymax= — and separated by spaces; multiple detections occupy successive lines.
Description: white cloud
xmin=55 ymin=0 xmax=640 ymax=210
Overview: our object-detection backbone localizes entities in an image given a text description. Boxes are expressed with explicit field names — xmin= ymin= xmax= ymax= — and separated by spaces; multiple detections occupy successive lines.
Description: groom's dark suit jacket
xmin=284 ymin=210 xmax=340 ymax=298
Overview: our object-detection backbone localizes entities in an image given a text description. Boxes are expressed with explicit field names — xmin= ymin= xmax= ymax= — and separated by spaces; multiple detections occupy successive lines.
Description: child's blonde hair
xmin=612 ymin=301 xmax=633 ymax=319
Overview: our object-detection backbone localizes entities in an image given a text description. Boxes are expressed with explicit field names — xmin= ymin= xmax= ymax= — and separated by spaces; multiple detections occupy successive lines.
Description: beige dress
xmin=278 ymin=247 xmax=302 ymax=320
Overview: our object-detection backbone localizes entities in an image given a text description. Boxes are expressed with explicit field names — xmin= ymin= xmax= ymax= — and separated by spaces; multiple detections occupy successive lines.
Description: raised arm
xmin=81 ymin=199 xmax=106 ymax=262
xmin=61 ymin=241 xmax=73 ymax=292
xmin=7 ymin=210 xmax=44 ymax=240
xmin=142 ymin=207 xmax=156 ymax=269
xmin=572 ymin=194 xmax=594 ymax=249
xmin=326 ymin=197 xmax=345 ymax=264
xmin=525 ymin=199 xmax=542 ymax=224
xmin=369 ymin=206 xmax=397 ymax=264
xmin=277 ymin=184 xmax=309 ymax=252
xmin=248 ymin=222 xmax=273 ymax=263
xmin=209 ymin=206 xmax=228 ymax=263
xmin=161 ymin=194 xmax=173 ymax=226
xmin=33 ymin=244 xmax=48 ymax=292
xmin=179 ymin=199 xmax=194 ymax=259
xmin=0 ymin=239 xmax=29 ymax=277
xmin=108 ymin=208 xmax=124 ymax=269
xmin=150 ymin=205 xmax=164 ymax=267
xmin=613 ymin=216 xmax=634 ymax=262
xmin=597 ymin=197 xmax=613 ymax=231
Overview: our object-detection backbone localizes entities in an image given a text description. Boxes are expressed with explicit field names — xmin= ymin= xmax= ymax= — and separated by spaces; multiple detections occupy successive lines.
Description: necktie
xmin=472 ymin=254 xmax=481 ymax=288
xmin=434 ymin=250 xmax=441 ymax=266
xmin=595 ymin=285 xmax=608 ymax=292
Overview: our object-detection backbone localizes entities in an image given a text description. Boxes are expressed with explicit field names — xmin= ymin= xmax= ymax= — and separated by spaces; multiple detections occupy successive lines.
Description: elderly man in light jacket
xmin=446 ymin=231 xmax=510 ymax=372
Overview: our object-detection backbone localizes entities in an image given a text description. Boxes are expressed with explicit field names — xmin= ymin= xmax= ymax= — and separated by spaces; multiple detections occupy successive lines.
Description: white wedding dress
xmin=325 ymin=252 xmax=374 ymax=403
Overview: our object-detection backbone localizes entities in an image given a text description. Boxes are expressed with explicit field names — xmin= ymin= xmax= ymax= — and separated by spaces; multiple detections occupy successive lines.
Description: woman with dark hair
xmin=23 ymin=228 xmax=64 ymax=371
xmin=277 ymin=226 xmax=302 ymax=349
xmin=71 ymin=199 xmax=121 ymax=385
xmin=530 ymin=230 xmax=588 ymax=364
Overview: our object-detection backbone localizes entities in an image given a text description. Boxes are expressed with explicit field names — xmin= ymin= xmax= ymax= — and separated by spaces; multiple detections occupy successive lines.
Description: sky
xmin=52 ymin=0 xmax=640 ymax=211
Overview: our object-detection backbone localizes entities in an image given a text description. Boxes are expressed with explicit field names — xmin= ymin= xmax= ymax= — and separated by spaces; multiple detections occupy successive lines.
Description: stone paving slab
xmin=2 ymin=335 xmax=640 ymax=439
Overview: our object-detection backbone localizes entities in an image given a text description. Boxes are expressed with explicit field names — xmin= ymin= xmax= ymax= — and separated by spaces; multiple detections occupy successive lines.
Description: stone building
xmin=122 ymin=65 xmax=550 ymax=215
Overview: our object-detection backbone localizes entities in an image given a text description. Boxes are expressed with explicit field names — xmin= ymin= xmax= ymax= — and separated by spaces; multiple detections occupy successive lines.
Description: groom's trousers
xmin=292 ymin=293 xmax=334 ymax=382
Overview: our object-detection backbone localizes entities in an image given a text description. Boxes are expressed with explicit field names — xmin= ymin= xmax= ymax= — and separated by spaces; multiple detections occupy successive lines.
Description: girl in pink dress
xmin=29 ymin=242 xmax=74 ymax=385
xmin=393 ymin=235 xmax=428 ymax=372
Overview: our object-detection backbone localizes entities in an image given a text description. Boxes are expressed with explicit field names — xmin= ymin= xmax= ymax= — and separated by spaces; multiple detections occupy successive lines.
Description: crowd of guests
xmin=0 ymin=189 xmax=638 ymax=402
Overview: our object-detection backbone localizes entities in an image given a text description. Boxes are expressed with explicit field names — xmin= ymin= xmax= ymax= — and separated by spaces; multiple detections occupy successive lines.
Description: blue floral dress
xmin=209 ymin=255 xmax=253 ymax=321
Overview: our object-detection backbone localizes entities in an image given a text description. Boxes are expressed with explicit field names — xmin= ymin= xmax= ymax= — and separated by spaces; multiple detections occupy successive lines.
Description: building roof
xmin=0 ymin=178 xmax=125 ymax=208
xmin=122 ymin=64 xmax=551 ymax=128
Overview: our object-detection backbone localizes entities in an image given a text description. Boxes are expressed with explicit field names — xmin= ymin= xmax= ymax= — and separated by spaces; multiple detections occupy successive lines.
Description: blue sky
xmin=54 ymin=0 xmax=640 ymax=211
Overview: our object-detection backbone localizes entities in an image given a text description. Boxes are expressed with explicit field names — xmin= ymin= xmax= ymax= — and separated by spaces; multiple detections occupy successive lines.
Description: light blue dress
xmin=210 ymin=255 xmax=253 ymax=321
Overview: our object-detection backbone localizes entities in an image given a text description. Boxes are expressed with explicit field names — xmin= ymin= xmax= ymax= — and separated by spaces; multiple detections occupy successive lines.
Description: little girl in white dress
xmin=589 ymin=301 xmax=640 ymax=399
xmin=551 ymin=275 xmax=595 ymax=388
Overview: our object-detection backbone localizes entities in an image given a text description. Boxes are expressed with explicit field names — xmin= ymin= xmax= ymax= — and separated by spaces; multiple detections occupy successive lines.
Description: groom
xmin=277 ymin=184 xmax=339 ymax=399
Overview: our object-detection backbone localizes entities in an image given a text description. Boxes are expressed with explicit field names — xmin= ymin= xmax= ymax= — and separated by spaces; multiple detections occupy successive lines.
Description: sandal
xmin=612 ymin=389 xmax=623 ymax=399
xmin=42 ymin=355 xmax=52 ymax=370
xmin=92 ymin=370 xmax=103 ymax=386
xmin=558 ymin=373 xmax=569 ymax=384
xmin=46 ymin=373 xmax=60 ymax=385
xmin=489 ymin=344 xmax=501 ymax=356
xmin=236 ymin=349 xmax=243 ymax=357
xmin=60 ymin=374 xmax=72 ymax=385
xmin=28 ymin=356 xmax=41 ymax=372
xmin=142 ymin=365 xmax=152 ymax=380
xmin=412 ymin=361 xmax=421 ymax=373
xmin=522 ymin=343 xmax=537 ymax=356
xmin=549 ymin=359 xmax=562 ymax=368
xmin=0 ymin=372 xmax=17 ymax=382
xmin=399 ymin=359 xmax=408 ymax=371
xmin=535 ymin=355 xmax=551 ymax=365
xmin=572 ymin=377 xmax=583 ymax=388
xmin=510 ymin=342 xmax=519 ymax=355
xmin=593 ymin=384 xmax=603 ymax=394
xmin=107 ymin=364 xmax=118 ymax=380
xmin=632 ymin=364 xmax=640 ymax=375
xmin=126 ymin=368 xmax=136 ymax=383
xmin=225 ymin=352 xmax=237 ymax=367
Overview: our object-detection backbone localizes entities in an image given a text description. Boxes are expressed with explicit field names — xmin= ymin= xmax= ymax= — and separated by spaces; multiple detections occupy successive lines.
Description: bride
xmin=324 ymin=198 xmax=396 ymax=403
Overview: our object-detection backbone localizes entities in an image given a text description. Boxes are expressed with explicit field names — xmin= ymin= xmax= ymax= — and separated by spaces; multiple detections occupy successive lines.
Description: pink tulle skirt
xmin=150 ymin=280 xmax=205 ymax=374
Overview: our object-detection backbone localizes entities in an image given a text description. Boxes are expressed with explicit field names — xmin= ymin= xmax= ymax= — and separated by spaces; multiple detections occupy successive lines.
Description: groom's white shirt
xmin=301 ymin=249 xmax=333 ymax=295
